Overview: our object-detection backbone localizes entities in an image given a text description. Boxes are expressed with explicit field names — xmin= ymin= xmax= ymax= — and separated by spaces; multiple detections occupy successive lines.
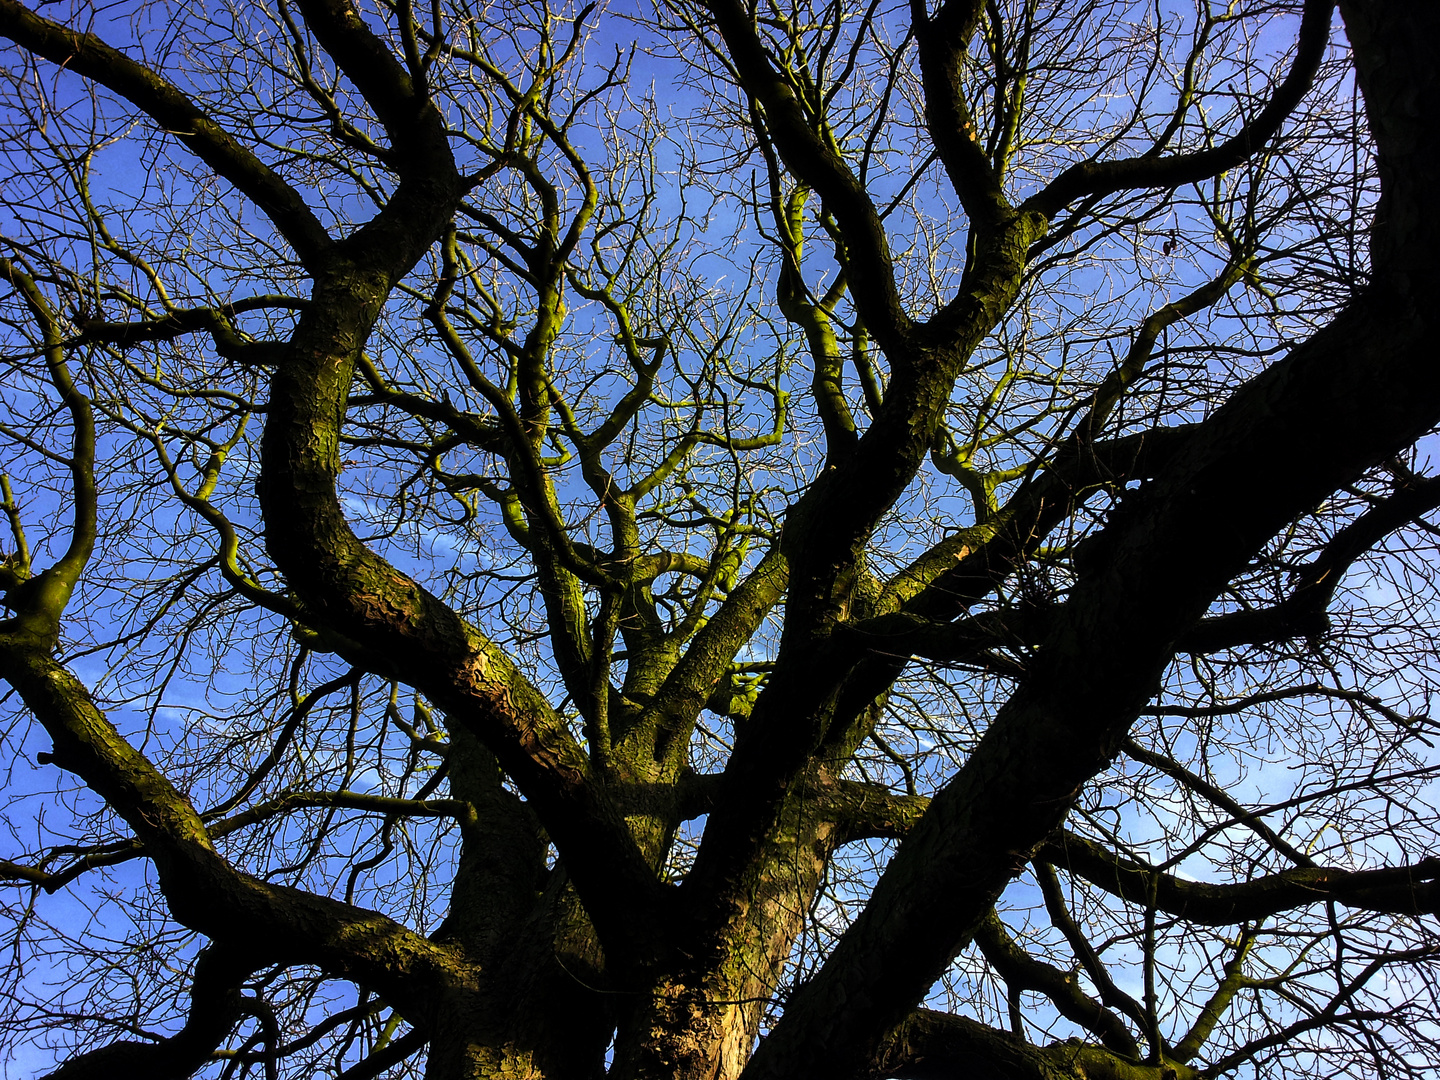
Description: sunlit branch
xmin=0 ymin=0 xmax=332 ymax=263
xmin=873 ymin=1007 xmax=1199 ymax=1080
xmin=909 ymin=0 xmax=1011 ymax=235
xmin=0 ymin=259 xmax=96 ymax=647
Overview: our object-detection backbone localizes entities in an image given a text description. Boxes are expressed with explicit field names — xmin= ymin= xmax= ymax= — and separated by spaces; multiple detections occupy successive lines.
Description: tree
xmin=1 ymin=0 xmax=1439 ymax=1075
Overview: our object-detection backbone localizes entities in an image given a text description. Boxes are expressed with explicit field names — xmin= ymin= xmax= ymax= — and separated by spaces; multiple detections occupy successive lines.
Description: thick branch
xmin=336 ymin=1028 xmax=429 ymax=1080
xmin=739 ymin=5 xmax=1440 ymax=1065
xmin=890 ymin=426 xmax=1193 ymax=622
xmin=829 ymin=784 xmax=1440 ymax=926
xmin=1040 ymin=829 xmax=1440 ymax=926
xmin=241 ymin=3 xmax=667 ymax=961
xmin=293 ymin=0 xmax=450 ymax=172
xmin=873 ymin=1009 xmax=1199 ymax=1080
xmin=974 ymin=911 xmax=1142 ymax=1058
xmin=0 ymin=644 xmax=476 ymax=1021
xmin=259 ymin=248 xmax=665 ymax=972
xmin=45 ymin=944 xmax=253 ymax=1080
xmin=1179 ymin=472 xmax=1440 ymax=653
xmin=0 ymin=0 xmax=332 ymax=264
xmin=701 ymin=0 xmax=911 ymax=349
xmin=0 ymin=260 xmax=97 ymax=650
xmin=1035 ymin=862 xmax=1152 ymax=1039
xmin=1025 ymin=0 xmax=1332 ymax=216
xmin=679 ymin=207 xmax=1048 ymax=956
xmin=911 ymin=0 xmax=1010 ymax=233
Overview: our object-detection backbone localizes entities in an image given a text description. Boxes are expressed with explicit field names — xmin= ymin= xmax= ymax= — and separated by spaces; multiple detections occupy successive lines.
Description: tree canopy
xmin=2 ymin=0 xmax=1439 ymax=1077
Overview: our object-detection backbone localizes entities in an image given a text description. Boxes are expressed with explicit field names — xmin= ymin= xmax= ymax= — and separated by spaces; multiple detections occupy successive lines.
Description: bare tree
xmin=1 ymin=0 xmax=1438 ymax=1077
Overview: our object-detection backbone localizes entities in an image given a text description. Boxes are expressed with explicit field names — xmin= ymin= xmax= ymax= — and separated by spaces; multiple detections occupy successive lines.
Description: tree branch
xmin=1179 ymin=471 xmax=1440 ymax=653
xmin=45 ymin=943 xmax=253 ymax=1080
xmin=0 ymin=0 xmax=332 ymax=264
xmin=872 ymin=1008 xmax=1199 ymax=1080
xmin=910 ymin=0 xmax=1011 ymax=235
xmin=974 ymin=910 xmax=1142 ymax=1058
xmin=0 ymin=643 xmax=477 ymax=1022
xmin=1039 ymin=829 xmax=1440 ymax=926
xmin=1025 ymin=0 xmax=1333 ymax=216
xmin=700 ymin=0 xmax=911 ymax=349
xmin=335 ymin=1027 xmax=428 ymax=1080
xmin=0 ymin=258 xmax=96 ymax=650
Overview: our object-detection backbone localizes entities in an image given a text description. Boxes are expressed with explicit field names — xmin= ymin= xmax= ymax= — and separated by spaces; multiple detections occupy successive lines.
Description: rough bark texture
xmin=3 ymin=0 xmax=1439 ymax=1078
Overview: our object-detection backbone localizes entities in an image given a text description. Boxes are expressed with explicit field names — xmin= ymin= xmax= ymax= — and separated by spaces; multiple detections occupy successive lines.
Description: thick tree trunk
xmin=612 ymin=790 xmax=846 ymax=1079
